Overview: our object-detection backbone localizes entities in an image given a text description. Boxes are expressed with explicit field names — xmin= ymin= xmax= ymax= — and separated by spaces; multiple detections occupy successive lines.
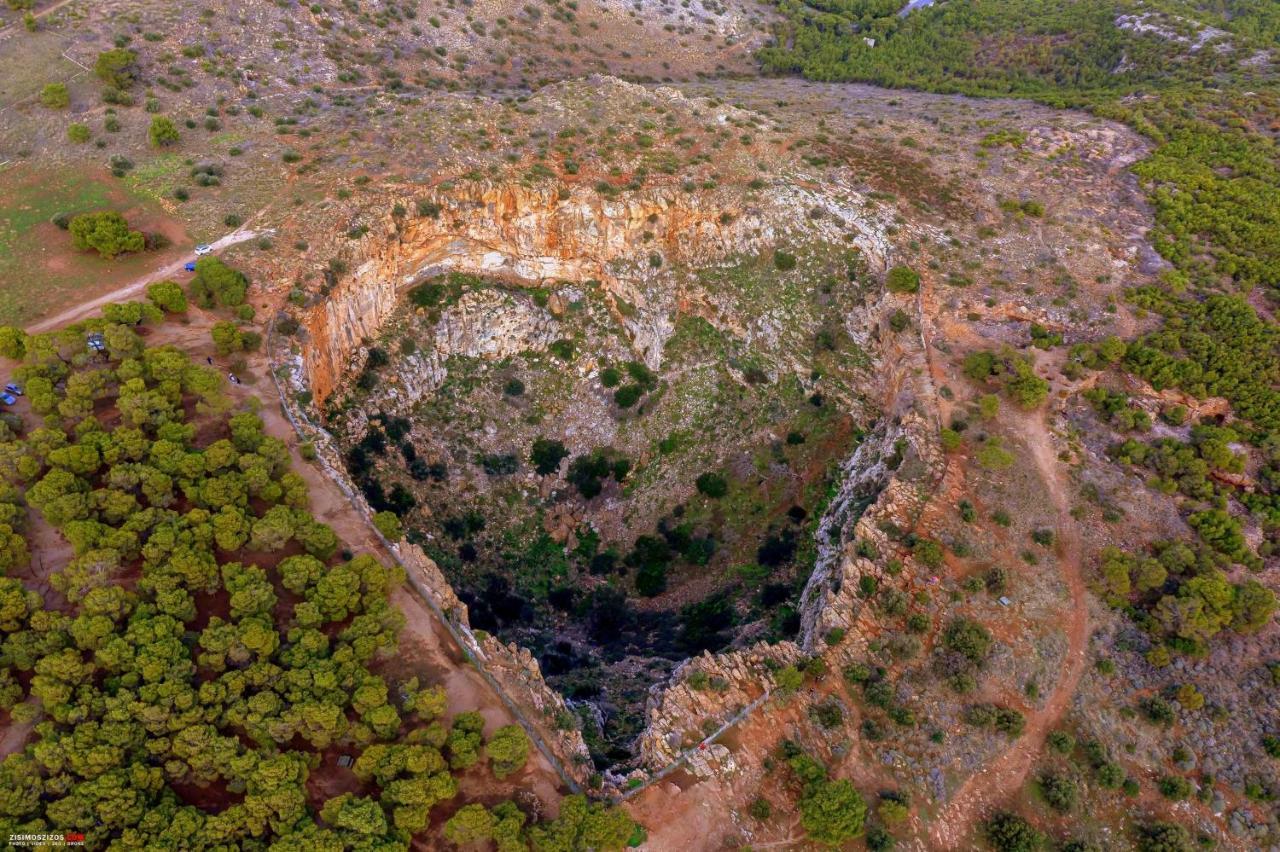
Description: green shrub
xmin=146 ymin=280 xmax=187 ymax=313
xmin=1038 ymin=771 xmax=1077 ymax=812
xmin=774 ymin=665 xmax=803 ymax=694
xmin=66 ymin=123 xmax=91 ymax=143
xmin=40 ymin=83 xmax=70 ymax=109
xmin=613 ymin=384 xmax=642 ymax=408
xmin=68 ymin=211 xmax=145 ymax=259
xmin=1046 ymin=730 xmax=1075 ymax=754
xmin=944 ymin=617 xmax=992 ymax=664
xmin=912 ymin=538 xmax=944 ymax=569
xmin=635 ymin=562 xmax=667 ymax=597
xmin=877 ymin=792 xmax=909 ymax=824
xmin=529 ymin=438 xmax=569 ymax=476
xmin=886 ymin=266 xmax=920 ymax=294
xmin=189 ymin=257 xmax=249 ymax=308
xmin=810 ymin=698 xmax=844 ymax=729
xmin=1135 ymin=822 xmax=1193 ymax=852
xmin=984 ymin=812 xmax=1045 ymax=852
xmin=94 ymin=48 xmax=137 ymax=89
xmin=695 ymin=472 xmax=728 ymax=498
xmin=372 ymin=511 xmax=403 ymax=541
xmin=485 ymin=724 xmax=530 ymax=779
xmin=1156 ymin=774 xmax=1192 ymax=800
xmin=148 ymin=115 xmax=180 ymax=147
xmin=800 ymin=779 xmax=866 ymax=846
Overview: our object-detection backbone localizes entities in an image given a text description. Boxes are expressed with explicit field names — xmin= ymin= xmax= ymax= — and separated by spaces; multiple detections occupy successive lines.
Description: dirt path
xmin=0 ymin=701 xmax=36 ymax=758
xmin=928 ymin=402 xmax=1089 ymax=848
xmin=0 ymin=0 xmax=78 ymax=42
xmin=23 ymin=0 xmax=78 ymax=22
xmin=8 ymin=273 xmax=570 ymax=809
xmin=914 ymin=266 xmax=1092 ymax=848
xmin=25 ymin=225 xmax=270 ymax=333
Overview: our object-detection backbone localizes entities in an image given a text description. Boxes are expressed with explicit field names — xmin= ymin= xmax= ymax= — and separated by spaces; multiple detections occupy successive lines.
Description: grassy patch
xmin=0 ymin=167 xmax=185 ymax=325
xmin=124 ymin=154 xmax=188 ymax=200
xmin=0 ymin=31 xmax=78 ymax=108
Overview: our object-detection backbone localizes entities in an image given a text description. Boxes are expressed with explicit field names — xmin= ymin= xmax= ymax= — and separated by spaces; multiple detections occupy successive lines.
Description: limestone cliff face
xmin=301 ymin=179 xmax=893 ymax=401
xmin=289 ymin=175 xmax=927 ymax=783
xmin=629 ymin=297 xmax=946 ymax=774
xmin=384 ymin=289 xmax=562 ymax=407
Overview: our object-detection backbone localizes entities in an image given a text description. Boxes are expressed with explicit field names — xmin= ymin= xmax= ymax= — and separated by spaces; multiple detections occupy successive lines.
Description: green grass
xmin=0 ymin=168 xmax=179 ymax=326
xmin=125 ymin=154 xmax=187 ymax=201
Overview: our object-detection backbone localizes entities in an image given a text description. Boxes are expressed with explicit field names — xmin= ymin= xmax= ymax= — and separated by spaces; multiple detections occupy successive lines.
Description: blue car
xmin=184 ymin=261 xmax=197 ymax=272
xmin=0 ymin=393 xmax=15 ymax=406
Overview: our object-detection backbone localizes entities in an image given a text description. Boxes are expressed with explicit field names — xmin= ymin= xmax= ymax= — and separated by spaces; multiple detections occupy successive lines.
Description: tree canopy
xmin=68 ymin=211 xmax=145 ymax=259
xmin=0 ymin=314 xmax=637 ymax=850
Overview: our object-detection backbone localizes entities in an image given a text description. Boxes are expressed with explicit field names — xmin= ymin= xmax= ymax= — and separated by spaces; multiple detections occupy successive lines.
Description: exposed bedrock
xmin=300 ymin=179 xmax=895 ymax=401
xmin=286 ymin=177 xmax=944 ymax=784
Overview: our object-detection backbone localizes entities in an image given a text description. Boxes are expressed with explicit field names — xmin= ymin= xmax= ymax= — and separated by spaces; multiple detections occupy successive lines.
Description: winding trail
xmin=929 ymin=399 xmax=1089 ymax=848
xmin=915 ymin=266 xmax=1092 ymax=848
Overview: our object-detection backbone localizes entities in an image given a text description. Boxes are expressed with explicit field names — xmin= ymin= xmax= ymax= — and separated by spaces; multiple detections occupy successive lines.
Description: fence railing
xmin=614 ymin=688 xmax=773 ymax=803
xmin=264 ymin=319 xmax=582 ymax=795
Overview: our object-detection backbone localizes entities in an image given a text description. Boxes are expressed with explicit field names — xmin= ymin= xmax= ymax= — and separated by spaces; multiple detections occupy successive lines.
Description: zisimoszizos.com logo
xmin=9 ymin=833 xmax=86 ymax=847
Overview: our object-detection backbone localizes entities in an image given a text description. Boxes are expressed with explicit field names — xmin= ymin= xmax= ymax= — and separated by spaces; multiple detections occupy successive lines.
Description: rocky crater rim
xmin=280 ymin=176 xmax=941 ymax=777
xmin=299 ymin=177 xmax=901 ymax=402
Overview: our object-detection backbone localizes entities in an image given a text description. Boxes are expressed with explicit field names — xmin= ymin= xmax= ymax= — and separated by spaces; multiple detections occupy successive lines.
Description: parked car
xmin=194 ymin=243 xmax=213 ymax=256
xmin=184 ymin=261 xmax=197 ymax=272
xmin=87 ymin=333 xmax=106 ymax=353
xmin=0 ymin=394 xmax=15 ymax=406
xmin=4 ymin=383 xmax=22 ymax=396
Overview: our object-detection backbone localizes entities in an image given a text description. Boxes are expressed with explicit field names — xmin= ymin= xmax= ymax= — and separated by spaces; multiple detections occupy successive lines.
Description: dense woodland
xmin=0 ymin=309 xmax=637 ymax=849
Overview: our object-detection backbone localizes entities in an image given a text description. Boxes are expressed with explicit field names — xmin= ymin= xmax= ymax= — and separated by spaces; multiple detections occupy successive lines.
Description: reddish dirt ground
xmin=0 ymin=297 xmax=568 ymax=815
xmin=919 ymin=269 xmax=1092 ymax=849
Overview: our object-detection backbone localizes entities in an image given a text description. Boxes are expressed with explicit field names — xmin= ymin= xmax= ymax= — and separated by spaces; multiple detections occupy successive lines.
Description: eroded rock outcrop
xmin=282 ymin=172 xmax=941 ymax=786
xmin=301 ymin=179 xmax=894 ymax=401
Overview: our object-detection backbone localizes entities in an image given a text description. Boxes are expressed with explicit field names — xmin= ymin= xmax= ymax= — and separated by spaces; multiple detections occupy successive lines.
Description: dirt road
xmin=25 ymin=227 xmax=269 ymax=333
xmin=928 ymin=402 xmax=1089 ymax=848
xmin=9 ymin=268 xmax=570 ymax=812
